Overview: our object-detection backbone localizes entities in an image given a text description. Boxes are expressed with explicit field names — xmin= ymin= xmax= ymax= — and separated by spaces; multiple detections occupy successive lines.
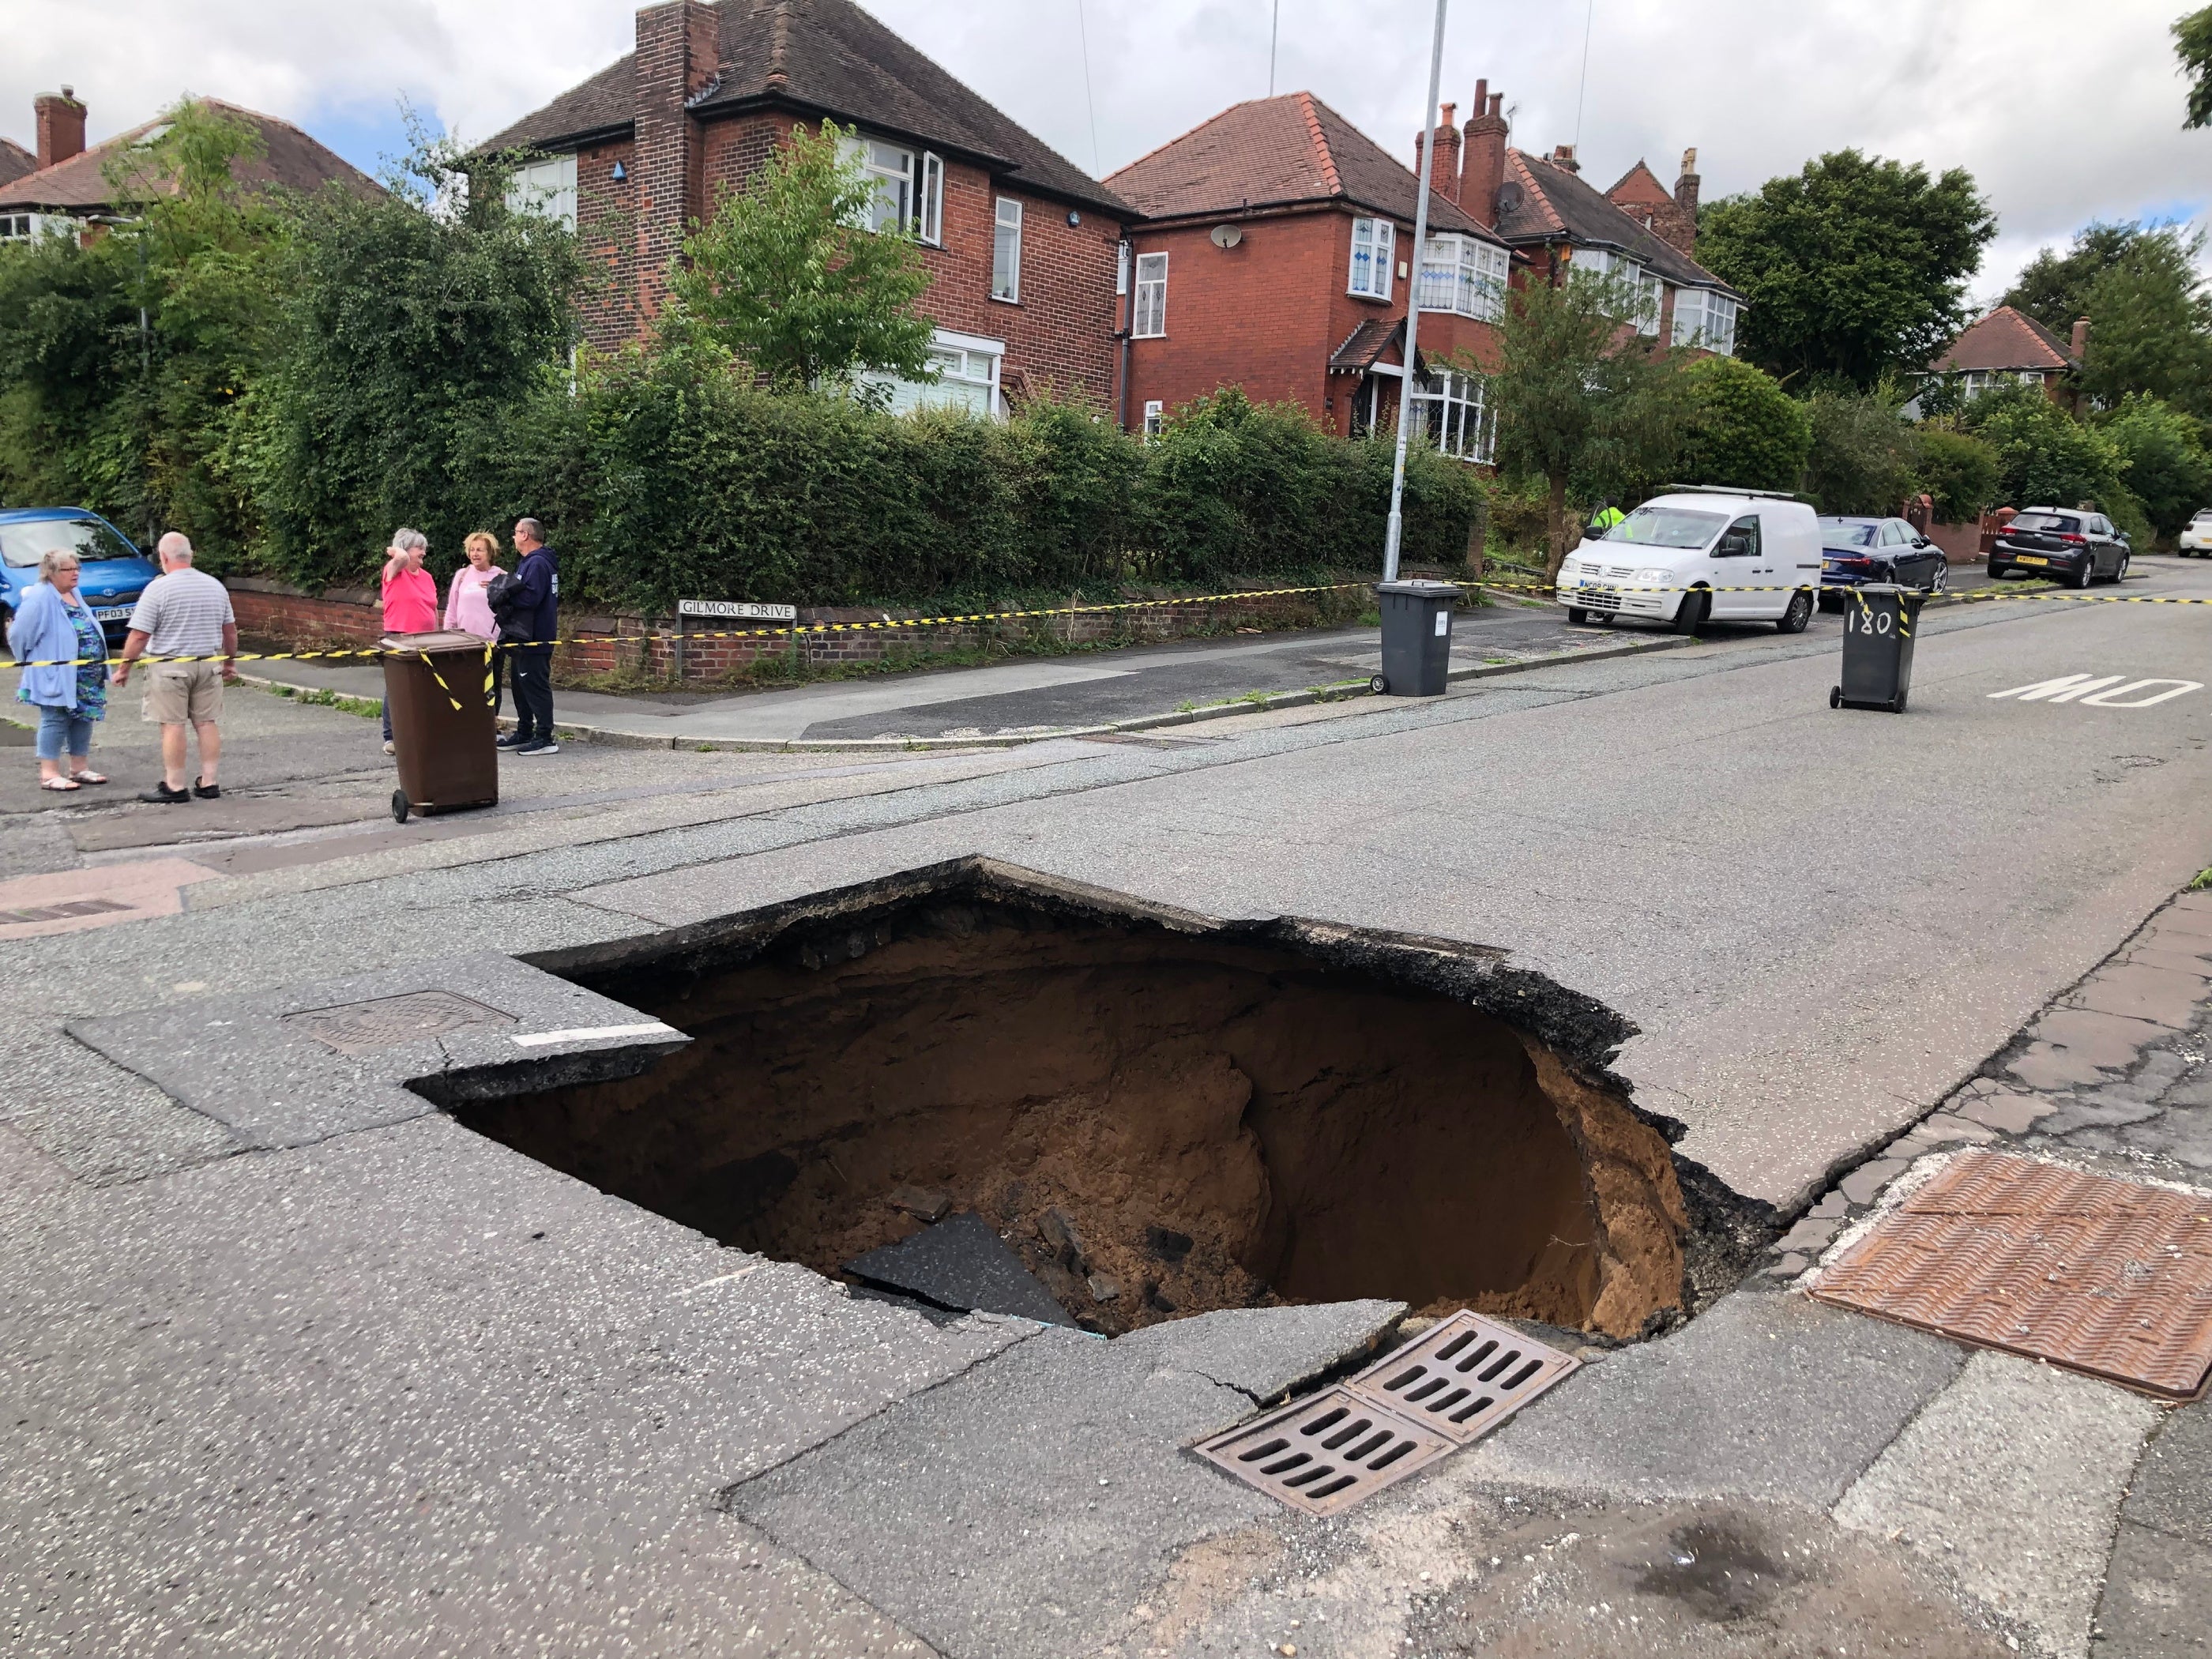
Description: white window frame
xmin=1349 ymin=216 xmax=1395 ymax=300
xmin=506 ymin=154 xmax=578 ymax=231
xmin=1133 ymin=251 xmax=1168 ymax=337
xmin=1669 ymin=288 xmax=1737 ymax=356
xmin=991 ymin=196 xmax=1022 ymax=303
xmin=840 ymin=134 xmax=942 ymax=244
xmin=1115 ymin=240 xmax=1130 ymax=295
xmin=1142 ymin=400 xmax=1164 ymax=438
xmin=1410 ymin=370 xmax=1495 ymax=465
xmin=1417 ymin=234 xmax=1509 ymax=322
xmin=861 ymin=326 xmax=1006 ymax=419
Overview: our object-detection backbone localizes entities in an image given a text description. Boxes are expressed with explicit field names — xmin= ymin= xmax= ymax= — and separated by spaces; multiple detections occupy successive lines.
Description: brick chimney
xmin=631 ymin=1 xmax=719 ymax=327
xmin=1460 ymin=83 xmax=1509 ymax=228
xmin=35 ymin=86 xmax=86 ymax=171
xmin=1416 ymin=102 xmax=1462 ymax=204
xmin=1672 ymin=147 xmax=1700 ymax=251
xmin=1550 ymin=143 xmax=1580 ymax=174
xmin=2070 ymin=316 xmax=2090 ymax=363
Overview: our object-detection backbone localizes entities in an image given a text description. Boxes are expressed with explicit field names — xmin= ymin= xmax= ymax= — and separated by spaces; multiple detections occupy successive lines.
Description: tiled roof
xmin=0 ymin=100 xmax=377 ymax=213
xmin=1934 ymin=306 xmax=2076 ymax=374
xmin=0 ymin=138 xmax=33 ymax=190
xmin=485 ymin=0 xmax=1128 ymax=215
xmin=1496 ymin=150 xmax=1736 ymax=295
xmin=1108 ymin=92 xmax=1495 ymax=239
xmin=1328 ymin=315 xmax=1429 ymax=374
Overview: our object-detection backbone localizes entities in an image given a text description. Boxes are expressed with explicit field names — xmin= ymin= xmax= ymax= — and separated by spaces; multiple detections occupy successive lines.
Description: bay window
xmin=840 ymin=134 xmax=943 ymax=243
xmin=1410 ymin=371 xmax=1495 ymax=464
xmin=1349 ymin=216 xmax=1395 ymax=299
xmin=1671 ymin=288 xmax=1739 ymax=356
xmin=862 ymin=328 xmax=1004 ymax=419
xmin=1574 ymin=246 xmax=1660 ymax=333
xmin=1417 ymin=234 xmax=1510 ymax=321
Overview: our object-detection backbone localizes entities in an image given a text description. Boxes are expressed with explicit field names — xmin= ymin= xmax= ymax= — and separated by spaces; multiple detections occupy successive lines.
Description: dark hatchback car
xmin=1988 ymin=508 xmax=2131 ymax=589
xmin=1815 ymin=516 xmax=1950 ymax=610
xmin=0 ymin=508 xmax=161 ymax=642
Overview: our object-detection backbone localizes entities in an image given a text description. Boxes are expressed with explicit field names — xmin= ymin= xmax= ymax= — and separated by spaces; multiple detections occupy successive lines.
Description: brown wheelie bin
xmin=382 ymin=630 xmax=498 ymax=822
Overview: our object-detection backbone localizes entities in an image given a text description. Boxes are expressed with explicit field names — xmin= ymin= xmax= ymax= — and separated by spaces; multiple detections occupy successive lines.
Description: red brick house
xmin=1431 ymin=85 xmax=1741 ymax=356
xmin=1106 ymin=91 xmax=1511 ymax=458
xmin=484 ymin=0 xmax=1131 ymax=416
xmin=0 ymin=89 xmax=374 ymax=244
xmin=1924 ymin=305 xmax=2085 ymax=410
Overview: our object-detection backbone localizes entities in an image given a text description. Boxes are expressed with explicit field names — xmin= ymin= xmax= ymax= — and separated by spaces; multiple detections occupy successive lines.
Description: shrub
xmin=1911 ymin=427 xmax=2002 ymax=522
xmin=1963 ymin=383 xmax=2125 ymax=511
xmin=2102 ymin=395 xmax=2212 ymax=542
xmin=1675 ymin=356 xmax=1812 ymax=493
xmin=1801 ymin=386 xmax=1917 ymax=514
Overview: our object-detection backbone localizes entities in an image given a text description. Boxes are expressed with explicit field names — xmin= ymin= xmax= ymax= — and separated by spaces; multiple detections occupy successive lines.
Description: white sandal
xmin=40 ymin=776 xmax=81 ymax=792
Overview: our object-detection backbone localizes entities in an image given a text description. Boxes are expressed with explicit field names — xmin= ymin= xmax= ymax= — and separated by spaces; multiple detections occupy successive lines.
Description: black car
xmin=1988 ymin=508 xmax=2131 ymax=588
xmin=1815 ymin=516 xmax=1950 ymax=610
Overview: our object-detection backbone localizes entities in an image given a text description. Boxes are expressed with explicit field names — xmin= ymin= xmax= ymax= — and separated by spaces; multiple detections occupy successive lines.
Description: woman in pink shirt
xmin=444 ymin=530 xmax=508 ymax=722
xmin=380 ymin=528 xmax=438 ymax=754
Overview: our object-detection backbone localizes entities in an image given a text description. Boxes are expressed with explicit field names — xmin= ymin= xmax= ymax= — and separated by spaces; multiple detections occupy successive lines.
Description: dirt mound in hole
xmin=459 ymin=879 xmax=1690 ymax=1337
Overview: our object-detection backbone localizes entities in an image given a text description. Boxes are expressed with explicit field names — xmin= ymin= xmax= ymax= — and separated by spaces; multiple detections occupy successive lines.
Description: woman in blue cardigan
xmin=7 ymin=547 xmax=110 ymax=792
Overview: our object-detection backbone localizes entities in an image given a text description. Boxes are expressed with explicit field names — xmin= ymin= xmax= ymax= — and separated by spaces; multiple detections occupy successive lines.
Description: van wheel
xmin=1776 ymin=591 xmax=1813 ymax=634
xmin=1671 ymin=591 xmax=1709 ymax=635
xmin=1566 ymin=606 xmax=1589 ymax=624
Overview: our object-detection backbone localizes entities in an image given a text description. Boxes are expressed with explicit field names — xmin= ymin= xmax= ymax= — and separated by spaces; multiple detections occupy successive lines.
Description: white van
xmin=1556 ymin=489 xmax=1825 ymax=633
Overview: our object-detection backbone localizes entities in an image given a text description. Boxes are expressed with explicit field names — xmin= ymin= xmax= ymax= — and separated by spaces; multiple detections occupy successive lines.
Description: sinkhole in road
xmin=461 ymin=863 xmax=1693 ymax=1338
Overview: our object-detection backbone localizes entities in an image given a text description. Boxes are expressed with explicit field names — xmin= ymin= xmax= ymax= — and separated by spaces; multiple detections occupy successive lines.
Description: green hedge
xmin=436 ymin=357 xmax=1485 ymax=613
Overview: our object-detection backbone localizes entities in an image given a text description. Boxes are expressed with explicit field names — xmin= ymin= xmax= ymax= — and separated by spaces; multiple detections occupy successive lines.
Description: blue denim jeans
xmin=35 ymin=703 xmax=95 ymax=762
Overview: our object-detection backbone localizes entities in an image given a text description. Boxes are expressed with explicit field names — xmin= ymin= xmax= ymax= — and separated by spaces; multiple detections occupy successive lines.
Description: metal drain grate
xmin=284 ymin=990 xmax=517 ymax=1055
xmin=1811 ymin=1149 xmax=2212 ymax=1400
xmin=1343 ymin=1309 xmax=1580 ymax=1443
xmin=1191 ymin=1386 xmax=1456 ymax=1517
xmin=0 ymin=897 xmax=133 ymax=927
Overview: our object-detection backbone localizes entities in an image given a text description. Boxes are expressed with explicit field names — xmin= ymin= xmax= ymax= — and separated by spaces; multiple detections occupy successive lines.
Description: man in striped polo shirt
xmin=111 ymin=532 xmax=237 ymax=805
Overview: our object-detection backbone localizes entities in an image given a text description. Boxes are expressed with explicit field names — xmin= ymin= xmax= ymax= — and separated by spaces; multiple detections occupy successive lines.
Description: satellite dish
xmin=1494 ymin=182 xmax=1525 ymax=217
xmin=1209 ymin=223 xmax=1244 ymax=249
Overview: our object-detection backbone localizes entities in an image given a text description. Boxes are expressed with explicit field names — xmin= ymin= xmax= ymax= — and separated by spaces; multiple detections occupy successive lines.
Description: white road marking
xmin=510 ymin=1021 xmax=681 ymax=1048
xmin=1989 ymin=674 xmax=2202 ymax=708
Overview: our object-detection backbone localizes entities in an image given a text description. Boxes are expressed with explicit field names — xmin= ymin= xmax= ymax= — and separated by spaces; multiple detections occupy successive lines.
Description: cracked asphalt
xmin=3 ymin=559 xmax=2210 ymax=1655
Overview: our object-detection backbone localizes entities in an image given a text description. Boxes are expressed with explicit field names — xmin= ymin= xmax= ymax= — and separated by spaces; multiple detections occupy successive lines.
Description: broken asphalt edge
xmin=240 ymin=635 xmax=1692 ymax=755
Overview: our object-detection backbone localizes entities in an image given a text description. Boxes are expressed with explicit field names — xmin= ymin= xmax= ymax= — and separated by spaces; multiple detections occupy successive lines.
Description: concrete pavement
xmin=3 ymin=557 xmax=2209 ymax=1657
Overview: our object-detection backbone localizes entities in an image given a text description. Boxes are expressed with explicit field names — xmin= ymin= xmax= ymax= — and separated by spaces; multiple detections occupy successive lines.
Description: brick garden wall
xmin=225 ymin=578 xmax=1367 ymax=687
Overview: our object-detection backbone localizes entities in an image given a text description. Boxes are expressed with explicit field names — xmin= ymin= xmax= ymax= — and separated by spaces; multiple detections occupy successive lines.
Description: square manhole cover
xmin=285 ymin=990 xmax=517 ymax=1056
xmin=1192 ymin=1386 xmax=1456 ymax=1517
xmin=1811 ymin=1149 xmax=2212 ymax=1400
xmin=1342 ymin=1309 xmax=1580 ymax=1443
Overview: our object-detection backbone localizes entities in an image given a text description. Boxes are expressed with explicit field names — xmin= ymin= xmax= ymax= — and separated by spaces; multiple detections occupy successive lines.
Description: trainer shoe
xmin=494 ymin=732 xmax=527 ymax=750
xmin=138 ymin=782 xmax=190 ymax=804
xmin=514 ymin=738 xmax=560 ymax=756
xmin=382 ymin=739 xmax=396 ymax=756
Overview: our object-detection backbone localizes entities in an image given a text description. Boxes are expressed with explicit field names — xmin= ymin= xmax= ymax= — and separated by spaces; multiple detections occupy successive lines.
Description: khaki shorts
xmin=141 ymin=660 xmax=224 ymax=726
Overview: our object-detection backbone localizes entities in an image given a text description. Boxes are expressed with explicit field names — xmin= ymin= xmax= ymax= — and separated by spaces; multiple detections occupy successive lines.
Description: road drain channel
xmin=466 ymin=860 xmax=1705 ymax=1339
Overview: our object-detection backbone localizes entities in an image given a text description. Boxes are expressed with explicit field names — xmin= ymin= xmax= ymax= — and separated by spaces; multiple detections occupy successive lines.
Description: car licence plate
xmin=2014 ymin=555 xmax=2048 ymax=566
xmin=93 ymin=606 xmax=134 ymax=621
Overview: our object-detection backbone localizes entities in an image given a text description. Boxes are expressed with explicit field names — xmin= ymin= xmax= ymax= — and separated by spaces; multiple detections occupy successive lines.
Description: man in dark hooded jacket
xmin=500 ymin=517 xmax=560 ymax=755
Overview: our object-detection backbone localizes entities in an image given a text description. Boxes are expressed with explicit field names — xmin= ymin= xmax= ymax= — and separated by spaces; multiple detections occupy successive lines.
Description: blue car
xmin=0 ymin=508 xmax=162 ymax=644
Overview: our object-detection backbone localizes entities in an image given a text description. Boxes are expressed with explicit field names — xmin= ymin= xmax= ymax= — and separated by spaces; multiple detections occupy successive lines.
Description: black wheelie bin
xmin=1830 ymin=584 xmax=1925 ymax=713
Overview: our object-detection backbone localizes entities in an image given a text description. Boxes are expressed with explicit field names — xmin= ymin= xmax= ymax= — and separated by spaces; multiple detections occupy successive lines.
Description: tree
xmin=1488 ymin=273 xmax=1688 ymax=577
xmin=663 ymin=120 xmax=934 ymax=391
xmin=2078 ymin=226 xmax=2212 ymax=416
xmin=1911 ymin=427 xmax=2001 ymax=524
xmin=1676 ymin=356 xmax=1812 ymax=493
xmin=2001 ymin=220 xmax=2142 ymax=337
xmin=1698 ymin=151 xmax=1996 ymax=389
xmin=1801 ymin=384 xmax=1918 ymax=514
xmin=2179 ymin=6 xmax=2212 ymax=127
xmin=243 ymin=128 xmax=581 ymax=589
xmin=2105 ymin=395 xmax=2212 ymax=540
xmin=1962 ymin=382 xmax=2125 ymax=510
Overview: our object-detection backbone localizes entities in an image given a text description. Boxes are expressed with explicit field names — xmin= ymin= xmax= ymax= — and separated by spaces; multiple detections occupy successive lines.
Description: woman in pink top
xmin=444 ymin=531 xmax=506 ymax=638
xmin=380 ymin=528 xmax=438 ymax=753
xmin=445 ymin=530 xmax=509 ymax=722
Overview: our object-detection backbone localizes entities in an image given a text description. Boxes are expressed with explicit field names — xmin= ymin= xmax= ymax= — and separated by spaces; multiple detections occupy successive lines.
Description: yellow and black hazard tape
xmin=12 ymin=581 xmax=1371 ymax=669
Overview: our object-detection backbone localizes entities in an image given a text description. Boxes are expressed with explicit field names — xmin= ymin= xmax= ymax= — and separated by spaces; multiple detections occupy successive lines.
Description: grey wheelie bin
xmin=382 ymin=629 xmax=499 ymax=822
xmin=1830 ymin=584 xmax=1925 ymax=713
xmin=1373 ymin=580 xmax=1462 ymax=697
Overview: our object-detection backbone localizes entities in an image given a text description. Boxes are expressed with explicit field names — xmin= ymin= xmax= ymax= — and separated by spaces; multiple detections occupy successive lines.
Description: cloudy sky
xmin=2 ymin=0 xmax=2204 ymax=297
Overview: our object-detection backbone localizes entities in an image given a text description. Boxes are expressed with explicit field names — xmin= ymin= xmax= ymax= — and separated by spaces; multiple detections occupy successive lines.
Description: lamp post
xmin=1382 ymin=0 xmax=1450 ymax=583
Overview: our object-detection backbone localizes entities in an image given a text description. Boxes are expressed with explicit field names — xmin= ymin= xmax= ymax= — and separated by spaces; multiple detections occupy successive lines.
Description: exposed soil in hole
xmin=458 ymin=866 xmax=1693 ymax=1337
